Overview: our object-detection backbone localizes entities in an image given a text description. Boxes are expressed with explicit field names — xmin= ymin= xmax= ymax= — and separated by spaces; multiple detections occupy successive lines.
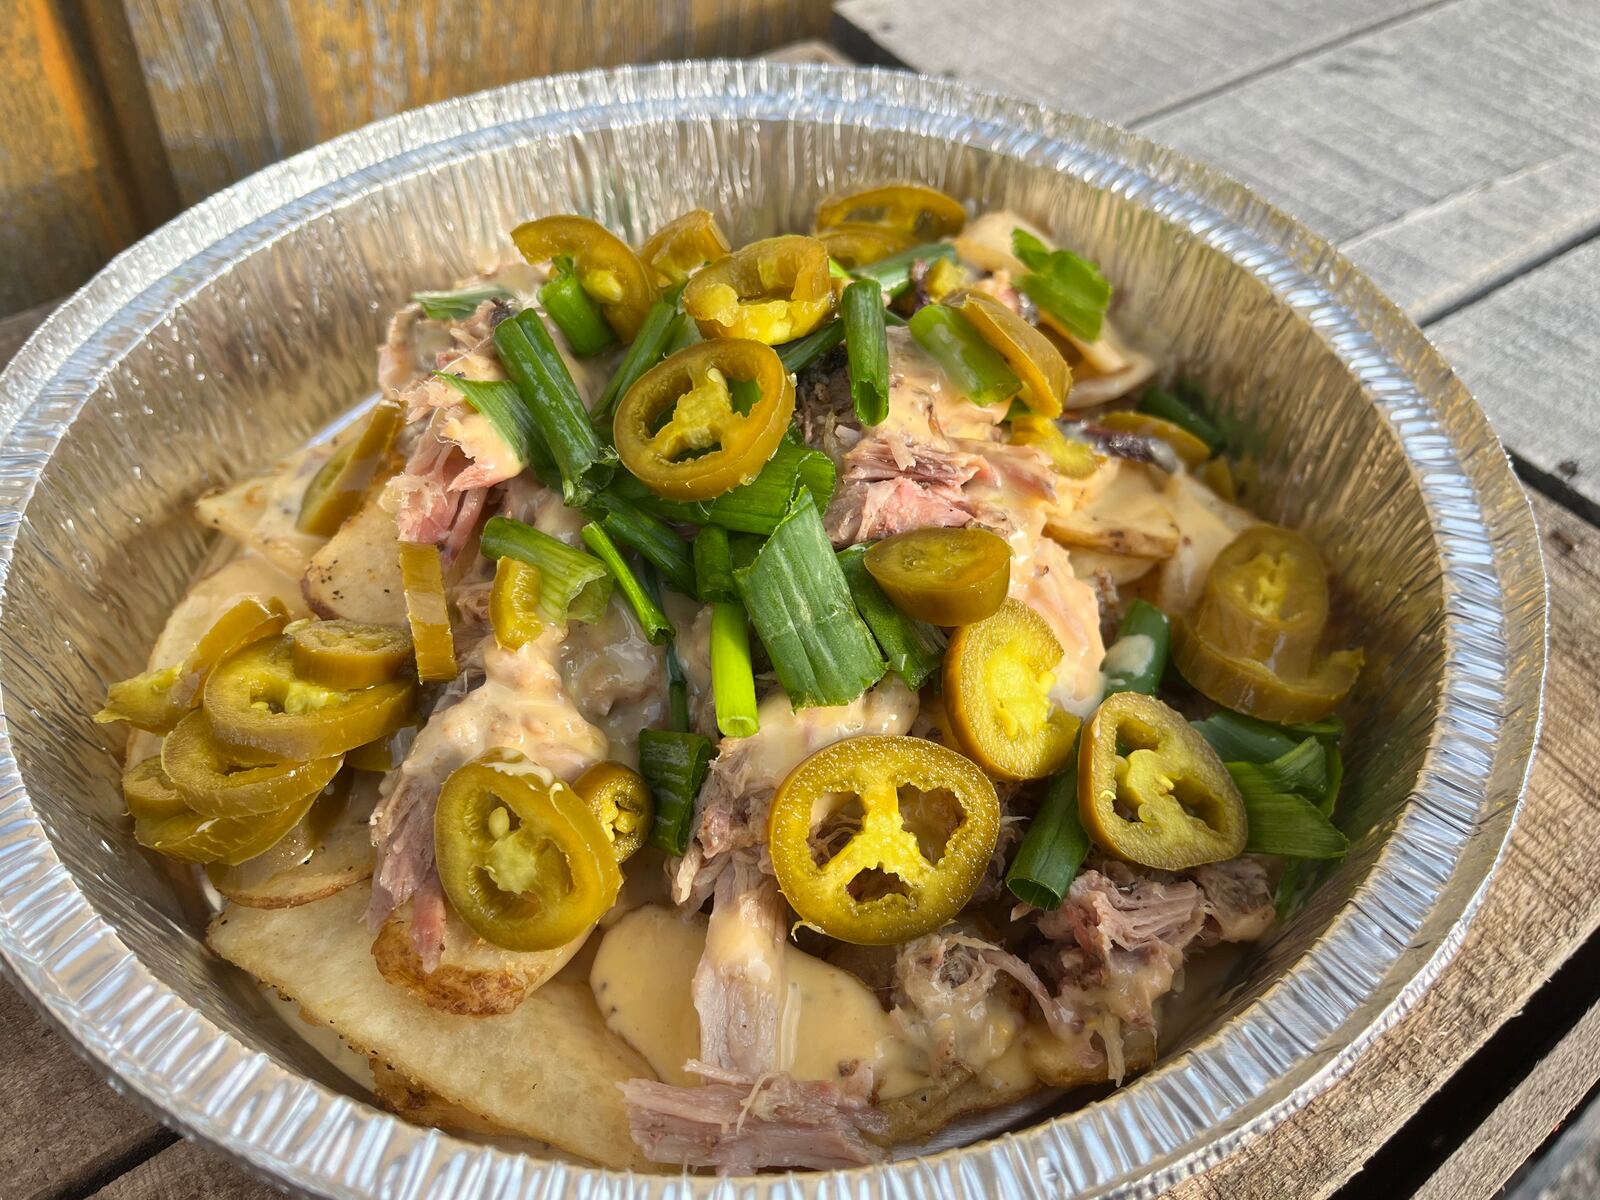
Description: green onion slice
xmin=836 ymin=545 xmax=944 ymax=690
xmin=641 ymin=729 xmax=713 ymax=856
xmin=1005 ymin=766 xmax=1089 ymax=910
xmin=479 ymin=516 xmax=611 ymax=625
xmin=842 ymin=278 xmax=889 ymax=426
xmin=710 ymin=602 xmax=759 ymax=738
xmin=580 ymin=523 xmax=672 ymax=645
xmin=1011 ymin=228 xmax=1112 ymax=343
xmin=412 ymin=284 xmax=514 ymax=321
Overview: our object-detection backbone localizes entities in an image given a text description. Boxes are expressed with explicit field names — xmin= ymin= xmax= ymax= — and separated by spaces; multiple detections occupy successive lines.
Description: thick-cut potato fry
xmin=206 ymin=773 xmax=377 ymax=909
xmin=879 ymin=1064 xmax=1040 ymax=1146
xmin=369 ymin=1061 xmax=515 ymax=1137
xmin=302 ymin=491 xmax=407 ymax=624
xmin=1046 ymin=461 xmax=1180 ymax=559
xmin=207 ymin=884 xmax=657 ymax=1171
xmin=1021 ymin=1021 xmax=1155 ymax=1089
xmin=195 ymin=443 xmax=334 ymax=577
xmin=372 ymin=901 xmax=589 ymax=1016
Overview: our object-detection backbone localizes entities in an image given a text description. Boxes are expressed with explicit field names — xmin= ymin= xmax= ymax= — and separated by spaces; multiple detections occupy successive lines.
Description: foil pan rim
xmin=0 ymin=60 xmax=1546 ymax=1198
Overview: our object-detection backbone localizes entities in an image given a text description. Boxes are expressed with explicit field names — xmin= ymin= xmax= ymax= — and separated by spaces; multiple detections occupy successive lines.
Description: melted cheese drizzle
xmin=591 ymin=905 xmax=932 ymax=1097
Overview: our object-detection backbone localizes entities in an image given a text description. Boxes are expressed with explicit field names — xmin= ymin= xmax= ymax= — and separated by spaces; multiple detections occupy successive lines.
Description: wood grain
xmin=0 ymin=0 xmax=148 ymax=313
xmin=121 ymin=0 xmax=833 ymax=205
xmin=89 ymin=1137 xmax=274 ymax=1200
xmin=1427 ymin=237 xmax=1600 ymax=520
xmin=832 ymin=0 xmax=1443 ymax=126
xmin=1166 ymin=492 xmax=1600 ymax=1200
xmin=1415 ymin=999 xmax=1600 ymax=1200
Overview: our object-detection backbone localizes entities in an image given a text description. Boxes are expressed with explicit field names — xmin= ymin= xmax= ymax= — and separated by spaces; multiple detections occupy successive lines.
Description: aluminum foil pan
xmin=0 ymin=61 xmax=1545 ymax=1198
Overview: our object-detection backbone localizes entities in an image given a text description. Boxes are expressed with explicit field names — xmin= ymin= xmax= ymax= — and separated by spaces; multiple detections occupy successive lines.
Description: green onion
xmin=479 ymin=516 xmax=611 ymax=624
xmin=585 ymin=488 xmax=696 ymax=597
xmin=694 ymin=525 xmax=738 ymax=604
xmin=593 ymin=295 xmax=682 ymax=430
xmin=1192 ymin=709 xmax=1303 ymax=764
xmin=1139 ymin=385 xmax=1223 ymax=453
xmin=828 ymin=256 xmax=853 ymax=280
xmin=1228 ymin=736 xmax=1328 ymax=797
xmin=641 ymin=729 xmax=713 ymax=856
xmin=730 ymin=533 xmax=764 ymax=572
xmin=539 ymin=263 xmax=616 ymax=357
xmin=607 ymin=472 xmax=711 ymax=525
xmin=853 ymin=242 xmax=958 ymax=299
xmin=492 ymin=308 xmax=617 ymax=507
xmin=836 ymin=545 xmax=944 ymax=689
xmin=580 ymin=523 xmax=672 ymax=645
xmin=666 ymin=645 xmax=690 ymax=732
xmin=705 ymin=437 xmax=836 ymax=535
xmin=1011 ymin=228 xmax=1111 ymax=343
xmin=734 ymin=491 xmax=886 ymax=708
xmin=776 ymin=320 xmax=845 ymax=374
xmin=711 ymin=602 xmax=759 ymax=738
xmin=908 ymin=304 xmax=1021 ymax=407
xmin=1005 ymin=766 xmax=1089 ymax=910
xmin=1237 ymin=787 xmax=1348 ymax=859
xmin=842 ymin=278 xmax=889 ymax=425
xmin=884 ymin=309 xmax=908 ymax=327
xmin=432 ymin=373 xmax=543 ymax=474
xmin=665 ymin=312 xmax=702 ymax=355
xmin=412 ymin=284 xmax=514 ymax=321
xmin=1100 ymin=600 xmax=1170 ymax=695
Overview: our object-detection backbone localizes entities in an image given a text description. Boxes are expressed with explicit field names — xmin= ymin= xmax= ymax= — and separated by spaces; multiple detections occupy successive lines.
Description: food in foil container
xmin=95 ymin=183 xmax=1366 ymax=1173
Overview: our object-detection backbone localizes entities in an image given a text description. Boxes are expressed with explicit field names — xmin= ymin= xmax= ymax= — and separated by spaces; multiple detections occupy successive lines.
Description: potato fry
xmin=195 ymin=443 xmax=333 ymax=577
xmin=302 ymin=491 xmax=407 ymax=625
xmin=207 ymin=883 xmax=657 ymax=1170
xmin=206 ymin=773 xmax=377 ymax=909
xmin=372 ymin=900 xmax=588 ymax=1016
xmin=369 ymin=1061 xmax=514 ymax=1138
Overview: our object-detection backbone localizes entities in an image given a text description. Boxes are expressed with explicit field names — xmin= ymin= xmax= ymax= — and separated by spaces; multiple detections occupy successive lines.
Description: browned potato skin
xmin=207 ymin=777 xmax=377 ymax=909
xmin=370 ymin=1061 xmax=514 ymax=1137
xmin=371 ymin=902 xmax=590 ymax=1016
xmin=302 ymin=491 xmax=407 ymax=625
xmin=1021 ymin=1022 xmax=1156 ymax=1089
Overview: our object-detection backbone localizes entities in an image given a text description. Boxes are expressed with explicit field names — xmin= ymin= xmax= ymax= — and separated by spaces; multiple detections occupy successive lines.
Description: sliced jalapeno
xmin=398 ymin=541 xmax=458 ymax=682
xmin=490 ymin=555 xmax=543 ymax=651
xmin=162 ymin=710 xmax=343 ymax=816
xmin=435 ymin=753 xmax=621 ymax=952
xmin=290 ymin=620 xmax=413 ymax=690
xmin=511 ymin=215 xmax=657 ymax=340
xmin=570 ymin=761 xmax=654 ymax=863
xmin=96 ymin=596 xmax=290 ymax=735
xmin=203 ymin=636 xmax=415 ymax=761
xmin=817 ymin=224 xmax=914 ymax=269
xmin=956 ymin=291 xmax=1072 ymax=417
xmin=1078 ymin=691 xmax=1248 ymax=870
xmin=297 ymin=400 xmax=403 ymax=537
xmin=639 ymin=209 xmax=731 ymax=285
xmin=813 ymin=183 xmax=967 ymax=241
xmin=613 ymin=340 xmax=795 ymax=500
xmin=864 ymin=527 xmax=1012 ymax=626
xmin=681 ymin=235 xmax=835 ymax=344
xmin=1096 ymin=411 xmax=1210 ymax=470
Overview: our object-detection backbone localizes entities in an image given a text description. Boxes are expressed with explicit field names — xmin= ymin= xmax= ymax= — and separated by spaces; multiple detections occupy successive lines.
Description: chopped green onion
xmin=1237 ymin=787 xmax=1348 ymax=859
xmin=479 ymin=516 xmax=611 ymax=624
xmin=853 ymin=242 xmax=958 ymax=299
xmin=593 ymin=295 xmax=682 ymax=430
xmin=432 ymin=373 xmax=543 ymax=475
xmin=1271 ymin=742 xmax=1345 ymax=917
xmin=734 ymin=492 xmax=886 ymax=708
xmin=776 ymin=320 xmax=845 ymax=374
xmin=412 ymin=284 xmax=514 ymax=321
xmin=1100 ymin=600 xmax=1170 ymax=695
xmin=1139 ymin=385 xmax=1223 ymax=453
xmin=1192 ymin=709 xmax=1303 ymax=764
xmin=1011 ymin=228 xmax=1111 ymax=343
xmin=705 ymin=437 xmax=836 ymax=535
xmin=665 ymin=312 xmax=702 ymax=355
xmin=828 ymin=257 xmax=853 ymax=280
xmin=842 ymin=278 xmax=889 ymax=425
xmin=492 ymin=308 xmax=617 ymax=506
xmin=694 ymin=525 xmax=738 ymax=604
xmin=836 ymin=545 xmax=944 ymax=690
xmin=711 ymin=602 xmax=759 ymax=738
xmin=580 ymin=523 xmax=672 ymax=645
xmin=908 ymin=304 xmax=1021 ymax=407
xmin=607 ymin=472 xmax=711 ymax=525
xmin=1228 ymin=736 xmax=1328 ymax=797
xmin=641 ymin=729 xmax=713 ymax=856
xmin=884 ymin=309 xmax=908 ymax=327
xmin=1005 ymin=766 xmax=1089 ymax=910
xmin=585 ymin=488 xmax=696 ymax=597
xmin=729 ymin=533 xmax=764 ymax=572
xmin=666 ymin=645 xmax=690 ymax=732
xmin=539 ymin=263 xmax=616 ymax=357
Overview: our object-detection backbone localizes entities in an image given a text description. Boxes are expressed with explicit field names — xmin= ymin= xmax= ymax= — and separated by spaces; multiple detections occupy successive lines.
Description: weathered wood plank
xmin=0 ymin=0 xmax=149 ymax=313
xmin=1427 ymin=237 xmax=1600 ymax=518
xmin=1168 ymin=492 xmax=1600 ymax=1199
xmin=1414 ymin=999 xmax=1600 ymax=1200
xmin=832 ymin=0 xmax=1442 ymax=126
xmin=121 ymin=0 xmax=834 ymax=205
xmin=89 ymin=1137 xmax=278 ymax=1200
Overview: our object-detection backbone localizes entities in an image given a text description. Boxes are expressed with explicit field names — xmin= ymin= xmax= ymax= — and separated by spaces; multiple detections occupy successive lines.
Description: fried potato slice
xmin=1046 ymin=461 xmax=1180 ymax=559
xmin=878 ymin=1062 xmax=1039 ymax=1146
xmin=206 ymin=773 xmax=377 ymax=909
xmin=372 ymin=901 xmax=589 ymax=1016
xmin=302 ymin=491 xmax=406 ymax=625
xmin=207 ymin=883 xmax=657 ymax=1171
xmin=369 ymin=1061 xmax=514 ymax=1137
xmin=1021 ymin=1021 xmax=1155 ymax=1089
xmin=195 ymin=443 xmax=333 ymax=577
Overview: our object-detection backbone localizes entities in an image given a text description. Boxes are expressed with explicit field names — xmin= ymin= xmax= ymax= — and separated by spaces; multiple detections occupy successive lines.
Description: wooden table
xmin=4 ymin=15 xmax=1599 ymax=1198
